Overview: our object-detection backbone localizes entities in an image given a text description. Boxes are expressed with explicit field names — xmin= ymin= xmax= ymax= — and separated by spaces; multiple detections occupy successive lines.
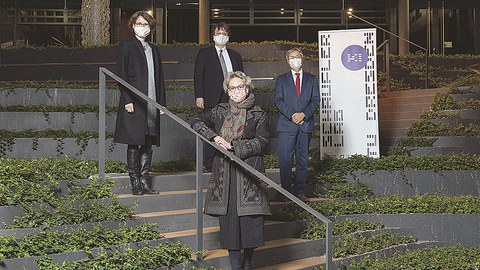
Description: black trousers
xmin=219 ymin=167 xmax=265 ymax=249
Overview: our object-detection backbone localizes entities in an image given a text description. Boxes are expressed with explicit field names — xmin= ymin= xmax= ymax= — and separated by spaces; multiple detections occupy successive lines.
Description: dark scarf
xmin=220 ymin=93 xmax=255 ymax=143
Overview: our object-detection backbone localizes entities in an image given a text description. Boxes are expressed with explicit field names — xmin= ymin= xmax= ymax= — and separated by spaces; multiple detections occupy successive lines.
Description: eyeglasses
xmin=228 ymin=84 xmax=247 ymax=92
xmin=134 ymin=23 xmax=149 ymax=28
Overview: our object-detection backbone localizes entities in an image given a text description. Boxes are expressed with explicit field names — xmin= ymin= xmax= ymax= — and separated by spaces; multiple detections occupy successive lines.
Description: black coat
xmin=194 ymin=46 xmax=243 ymax=108
xmin=190 ymin=102 xmax=271 ymax=216
xmin=114 ymin=39 xmax=166 ymax=146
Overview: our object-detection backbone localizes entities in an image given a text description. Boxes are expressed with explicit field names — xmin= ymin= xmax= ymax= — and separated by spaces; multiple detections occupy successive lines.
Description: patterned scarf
xmin=220 ymin=93 xmax=255 ymax=143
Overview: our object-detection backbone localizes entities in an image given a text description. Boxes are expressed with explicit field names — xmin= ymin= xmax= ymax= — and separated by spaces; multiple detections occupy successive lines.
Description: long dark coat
xmin=114 ymin=39 xmax=166 ymax=146
xmin=191 ymin=102 xmax=271 ymax=216
xmin=194 ymin=46 xmax=244 ymax=108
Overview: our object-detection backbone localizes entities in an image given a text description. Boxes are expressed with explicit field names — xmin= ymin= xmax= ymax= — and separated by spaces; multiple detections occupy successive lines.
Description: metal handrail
xmin=348 ymin=11 xmax=429 ymax=89
xmin=377 ymin=39 xmax=391 ymax=92
xmin=98 ymin=67 xmax=333 ymax=269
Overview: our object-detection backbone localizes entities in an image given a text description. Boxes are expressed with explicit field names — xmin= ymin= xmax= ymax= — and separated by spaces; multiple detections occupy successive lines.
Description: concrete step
xmin=378 ymin=102 xmax=432 ymax=113
xmin=379 ymin=128 xmax=408 ymax=138
xmin=3 ymin=138 xmax=194 ymax=162
xmin=431 ymin=118 xmax=480 ymax=126
xmin=409 ymin=146 xmax=468 ymax=156
xmin=116 ymin=190 xmax=206 ymax=214
xmin=0 ymin=88 xmax=276 ymax=108
xmin=379 ymin=119 xmax=417 ymax=129
xmin=378 ymin=110 xmax=425 ymax=121
xmin=198 ymin=237 xmax=321 ymax=270
xmin=108 ymin=170 xmax=281 ymax=193
xmin=195 ymin=228 xmax=415 ymax=269
xmin=257 ymin=256 xmax=326 ymax=270
xmin=162 ymin=220 xmax=301 ymax=252
xmin=381 ymin=88 xmax=450 ymax=98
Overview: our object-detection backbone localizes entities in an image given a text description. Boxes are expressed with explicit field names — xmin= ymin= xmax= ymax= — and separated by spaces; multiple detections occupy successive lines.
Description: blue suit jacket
xmin=274 ymin=70 xmax=320 ymax=133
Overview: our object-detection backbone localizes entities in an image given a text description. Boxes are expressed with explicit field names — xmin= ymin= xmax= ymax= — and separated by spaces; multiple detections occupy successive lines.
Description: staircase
xmin=106 ymin=172 xmax=433 ymax=269
xmin=378 ymin=88 xmax=449 ymax=154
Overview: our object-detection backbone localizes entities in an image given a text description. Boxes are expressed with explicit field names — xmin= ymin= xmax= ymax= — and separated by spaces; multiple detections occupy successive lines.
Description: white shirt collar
xmin=215 ymin=45 xmax=227 ymax=53
xmin=291 ymin=69 xmax=303 ymax=77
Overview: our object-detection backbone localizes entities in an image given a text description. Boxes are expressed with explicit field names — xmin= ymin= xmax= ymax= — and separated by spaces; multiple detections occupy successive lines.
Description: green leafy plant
xmin=0 ymin=129 xmax=114 ymax=155
xmin=301 ymin=218 xmax=385 ymax=240
xmin=276 ymin=194 xmax=480 ymax=221
xmin=430 ymin=93 xmax=480 ymax=111
xmin=36 ymin=242 xmax=192 ymax=270
xmin=5 ymin=197 xmax=134 ymax=229
xmin=406 ymin=120 xmax=480 ymax=137
xmin=0 ymin=157 xmax=126 ymax=206
xmin=346 ymin=246 xmax=480 ymax=270
xmin=333 ymin=232 xmax=416 ymax=258
xmin=0 ymin=223 xmax=163 ymax=260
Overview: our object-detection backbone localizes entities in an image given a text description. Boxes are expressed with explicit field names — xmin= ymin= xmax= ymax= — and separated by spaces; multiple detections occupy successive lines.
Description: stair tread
xmin=133 ymin=208 xmax=196 ymax=218
xmin=116 ymin=189 xmax=206 ymax=198
xmin=256 ymin=256 xmax=326 ymax=270
xmin=203 ymin=238 xmax=311 ymax=260
xmin=132 ymin=196 xmax=326 ymax=217
xmin=163 ymin=220 xmax=285 ymax=238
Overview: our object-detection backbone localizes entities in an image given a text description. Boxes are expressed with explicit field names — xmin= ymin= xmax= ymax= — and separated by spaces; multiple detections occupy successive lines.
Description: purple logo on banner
xmin=341 ymin=45 xmax=368 ymax=71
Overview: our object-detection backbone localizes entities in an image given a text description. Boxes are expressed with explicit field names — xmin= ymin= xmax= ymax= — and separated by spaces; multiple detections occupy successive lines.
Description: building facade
xmin=0 ymin=0 xmax=479 ymax=54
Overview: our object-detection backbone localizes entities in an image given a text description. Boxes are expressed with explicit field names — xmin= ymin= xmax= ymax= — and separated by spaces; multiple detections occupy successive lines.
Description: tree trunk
xmin=81 ymin=0 xmax=110 ymax=46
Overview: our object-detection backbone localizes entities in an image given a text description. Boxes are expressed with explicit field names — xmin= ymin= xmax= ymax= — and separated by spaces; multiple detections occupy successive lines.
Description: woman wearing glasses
xmin=114 ymin=10 xmax=166 ymax=195
xmin=191 ymin=71 xmax=271 ymax=270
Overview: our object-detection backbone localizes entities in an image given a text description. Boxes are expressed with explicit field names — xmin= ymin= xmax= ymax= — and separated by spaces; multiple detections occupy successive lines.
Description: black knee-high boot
xmin=228 ymin=249 xmax=243 ymax=270
xmin=242 ymin=248 xmax=254 ymax=270
xmin=127 ymin=147 xmax=143 ymax=195
xmin=139 ymin=148 xmax=159 ymax=194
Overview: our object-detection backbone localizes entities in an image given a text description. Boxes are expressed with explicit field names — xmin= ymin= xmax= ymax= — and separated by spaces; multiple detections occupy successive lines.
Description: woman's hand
xmin=196 ymin=98 xmax=205 ymax=109
xmin=213 ymin=136 xmax=232 ymax=150
xmin=125 ymin=103 xmax=134 ymax=113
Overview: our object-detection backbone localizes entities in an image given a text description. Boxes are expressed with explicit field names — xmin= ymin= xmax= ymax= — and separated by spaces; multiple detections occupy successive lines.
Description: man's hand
xmin=196 ymin=98 xmax=205 ymax=109
xmin=213 ymin=136 xmax=232 ymax=150
xmin=125 ymin=103 xmax=134 ymax=113
xmin=292 ymin=112 xmax=306 ymax=125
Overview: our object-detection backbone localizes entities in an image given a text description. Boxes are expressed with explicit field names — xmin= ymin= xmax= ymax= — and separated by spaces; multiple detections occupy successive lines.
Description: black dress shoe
xmin=297 ymin=194 xmax=310 ymax=203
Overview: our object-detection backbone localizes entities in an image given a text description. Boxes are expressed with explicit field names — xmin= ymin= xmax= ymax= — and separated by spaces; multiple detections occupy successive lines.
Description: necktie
xmin=295 ymin=72 xmax=301 ymax=97
xmin=219 ymin=49 xmax=228 ymax=79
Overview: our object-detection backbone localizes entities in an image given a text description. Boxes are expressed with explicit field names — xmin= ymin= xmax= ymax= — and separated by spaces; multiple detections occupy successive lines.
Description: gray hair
xmin=285 ymin=47 xmax=304 ymax=60
xmin=223 ymin=71 xmax=254 ymax=92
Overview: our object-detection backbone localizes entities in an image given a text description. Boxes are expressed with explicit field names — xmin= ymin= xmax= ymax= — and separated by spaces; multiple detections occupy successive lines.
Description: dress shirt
xmin=290 ymin=69 xmax=303 ymax=92
xmin=215 ymin=45 xmax=233 ymax=74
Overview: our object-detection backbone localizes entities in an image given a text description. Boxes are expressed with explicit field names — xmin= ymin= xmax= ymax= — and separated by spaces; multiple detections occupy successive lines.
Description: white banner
xmin=318 ymin=28 xmax=379 ymax=158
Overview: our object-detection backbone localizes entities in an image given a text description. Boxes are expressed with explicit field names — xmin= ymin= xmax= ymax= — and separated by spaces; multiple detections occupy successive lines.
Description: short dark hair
xmin=128 ymin=10 xmax=156 ymax=30
xmin=211 ymin=22 xmax=231 ymax=36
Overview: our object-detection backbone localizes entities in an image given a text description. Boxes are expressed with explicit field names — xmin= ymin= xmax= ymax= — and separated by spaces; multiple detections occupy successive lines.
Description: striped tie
xmin=219 ymin=49 xmax=228 ymax=79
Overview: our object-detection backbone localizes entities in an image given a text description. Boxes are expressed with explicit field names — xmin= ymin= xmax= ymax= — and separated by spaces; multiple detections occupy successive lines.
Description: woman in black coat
xmin=191 ymin=71 xmax=271 ymax=270
xmin=114 ymin=10 xmax=166 ymax=195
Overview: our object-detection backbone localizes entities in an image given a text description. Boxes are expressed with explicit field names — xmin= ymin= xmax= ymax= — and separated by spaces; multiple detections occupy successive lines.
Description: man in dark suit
xmin=194 ymin=22 xmax=244 ymax=171
xmin=274 ymin=48 xmax=320 ymax=203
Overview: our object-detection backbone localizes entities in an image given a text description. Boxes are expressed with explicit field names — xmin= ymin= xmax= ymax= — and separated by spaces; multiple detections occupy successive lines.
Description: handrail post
xmin=425 ymin=53 xmax=429 ymax=89
xmin=98 ymin=68 xmax=106 ymax=179
xmin=195 ymin=135 xmax=204 ymax=260
xmin=386 ymin=41 xmax=390 ymax=92
xmin=325 ymin=221 xmax=333 ymax=269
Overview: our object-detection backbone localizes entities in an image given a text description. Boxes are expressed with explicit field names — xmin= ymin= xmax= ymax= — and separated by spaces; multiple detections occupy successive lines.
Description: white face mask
xmin=134 ymin=25 xmax=151 ymax=38
xmin=213 ymin=34 xmax=229 ymax=46
xmin=288 ymin=58 xmax=302 ymax=69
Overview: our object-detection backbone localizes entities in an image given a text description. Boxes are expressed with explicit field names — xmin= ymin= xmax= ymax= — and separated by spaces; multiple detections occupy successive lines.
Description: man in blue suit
xmin=274 ymin=48 xmax=320 ymax=203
